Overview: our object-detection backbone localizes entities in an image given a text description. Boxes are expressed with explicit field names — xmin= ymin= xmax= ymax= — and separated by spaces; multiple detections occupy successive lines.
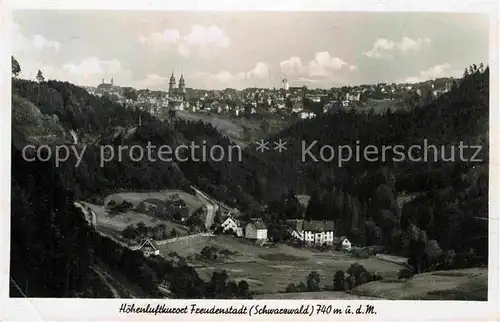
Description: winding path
xmin=91 ymin=265 xmax=120 ymax=298
xmin=190 ymin=186 xmax=218 ymax=228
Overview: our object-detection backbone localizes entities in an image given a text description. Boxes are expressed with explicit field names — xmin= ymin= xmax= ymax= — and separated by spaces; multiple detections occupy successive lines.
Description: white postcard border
xmin=1 ymin=1 xmax=499 ymax=321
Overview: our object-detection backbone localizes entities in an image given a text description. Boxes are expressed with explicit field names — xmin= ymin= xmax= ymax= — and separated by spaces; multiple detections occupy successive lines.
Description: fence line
xmin=95 ymin=225 xmax=213 ymax=251
xmin=155 ymin=232 xmax=214 ymax=245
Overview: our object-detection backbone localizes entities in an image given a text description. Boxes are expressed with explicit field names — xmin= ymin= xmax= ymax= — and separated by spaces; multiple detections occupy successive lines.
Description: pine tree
xmin=36 ymin=69 xmax=45 ymax=83
xmin=305 ymin=191 xmax=322 ymax=220
xmin=12 ymin=56 xmax=21 ymax=77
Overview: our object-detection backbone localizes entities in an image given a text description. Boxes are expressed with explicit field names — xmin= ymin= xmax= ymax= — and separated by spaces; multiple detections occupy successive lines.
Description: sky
xmin=12 ymin=11 xmax=489 ymax=90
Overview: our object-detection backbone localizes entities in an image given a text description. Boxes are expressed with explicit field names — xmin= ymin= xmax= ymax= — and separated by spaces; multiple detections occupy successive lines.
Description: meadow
xmin=254 ymin=291 xmax=381 ymax=300
xmin=158 ymin=235 xmax=403 ymax=294
xmin=350 ymin=267 xmax=488 ymax=301
xmin=104 ymin=190 xmax=203 ymax=215
xmin=82 ymin=201 xmax=190 ymax=238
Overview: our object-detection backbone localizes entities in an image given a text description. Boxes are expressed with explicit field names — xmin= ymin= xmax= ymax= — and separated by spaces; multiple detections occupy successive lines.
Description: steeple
xmin=169 ymin=70 xmax=177 ymax=93
xmin=282 ymin=74 xmax=289 ymax=91
xmin=110 ymin=77 xmax=114 ymax=86
xmin=179 ymin=70 xmax=186 ymax=93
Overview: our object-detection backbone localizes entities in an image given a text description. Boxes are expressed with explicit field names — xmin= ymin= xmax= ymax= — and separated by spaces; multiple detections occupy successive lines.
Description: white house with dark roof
xmin=244 ymin=218 xmax=267 ymax=240
xmin=287 ymin=219 xmax=335 ymax=245
xmin=221 ymin=216 xmax=243 ymax=237
xmin=138 ymin=238 xmax=160 ymax=257
xmin=341 ymin=237 xmax=352 ymax=251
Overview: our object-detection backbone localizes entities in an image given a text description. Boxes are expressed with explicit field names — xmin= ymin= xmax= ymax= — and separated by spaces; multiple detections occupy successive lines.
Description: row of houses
xmin=220 ymin=216 xmax=351 ymax=250
xmin=220 ymin=217 xmax=266 ymax=240
xmin=286 ymin=219 xmax=351 ymax=250
xmin=136 ymin=216 xmax=352 ymax=258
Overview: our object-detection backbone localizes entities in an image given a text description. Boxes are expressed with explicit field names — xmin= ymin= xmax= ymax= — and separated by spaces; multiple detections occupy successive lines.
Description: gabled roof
xmin=246 ymin=218 xmax=267 ymax=230
xmin=302 ymin=220 xmax=335 ymax=232
xmin=334 ymin=236 xmax=349 ymax=244
xmin=138 ymin=238 xmax=158 ymax=251
xmin=286 ymin=219 xmax=304 ymax=231
xmin=222 ymin=216 xmax=241 ymax=227
xmin=97 ymin=83 xmax=112 ymax=90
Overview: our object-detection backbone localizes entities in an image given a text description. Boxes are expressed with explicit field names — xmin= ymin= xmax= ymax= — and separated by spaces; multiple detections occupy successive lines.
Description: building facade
xmin=138 ymin=238 xmax=160 ymax=257
xmin=287 ymin=219 xmax=335 ymax=245
xmin=169 ymin=72 xmax=187 ymax=94
xmin=244 ymin=218 xmax=267 ymax=240
xmin=221 ymin=216 xmax=243 ymax=237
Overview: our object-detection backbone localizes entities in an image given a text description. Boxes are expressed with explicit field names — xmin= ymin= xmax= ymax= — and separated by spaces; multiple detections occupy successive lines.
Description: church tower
xmin=282 ymin=75 xmax=289 ymax=91
xmin=178 ymin=72 xmax=186 ymax=93
xmin=282 ymin=75 xmax=289 ymax=99
xmin=169 ymin=71 xmax=177 ymax=93
xmin=110 ymin=77 xmax=114 ymax=86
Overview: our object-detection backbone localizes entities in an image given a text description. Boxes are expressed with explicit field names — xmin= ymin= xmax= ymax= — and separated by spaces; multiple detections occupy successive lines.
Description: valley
xmin=10 ymin=62 xmax=489 ymax=301
xmin=80 ymin=185 xmax=487 ymax=301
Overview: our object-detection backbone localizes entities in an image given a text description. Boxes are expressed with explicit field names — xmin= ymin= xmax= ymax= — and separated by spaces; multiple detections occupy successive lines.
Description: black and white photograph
xmin=2 ymin=1 xmax=499 ymax=320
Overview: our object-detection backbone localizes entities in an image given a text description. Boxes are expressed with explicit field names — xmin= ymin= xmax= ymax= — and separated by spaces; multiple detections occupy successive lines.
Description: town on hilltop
xmin=84 ymin=73 xmax=455 ymax=120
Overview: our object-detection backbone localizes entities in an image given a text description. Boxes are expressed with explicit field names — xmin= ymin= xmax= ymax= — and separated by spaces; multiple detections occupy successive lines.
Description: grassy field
xmin=350 ymin=267 xmax=488 ymax=301
xmin=82 ymin=201 xmax=189 ymax=238
xmin=254 ymin=291 xmax=381 ymax=300
xmin=375 ymin=254 xmax=408 ymax=265
xmin=81 ymin=188 xmax=216 ymax=240
xmin=176 ymin=111 xmax=244 ymax=140
xmin=159 ymin=235 xmax=403 ymax=294
xmin=104 ymin=190 xmax=203 ymax=216
xmin=356 ymin=98 xmax=407 ymax=114
xmin=174 ymin=110 xmax=291 ymax=146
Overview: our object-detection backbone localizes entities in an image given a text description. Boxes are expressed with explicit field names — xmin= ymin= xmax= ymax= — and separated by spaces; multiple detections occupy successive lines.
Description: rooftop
xmin=286 ymin=219 xmax=335 ymax=232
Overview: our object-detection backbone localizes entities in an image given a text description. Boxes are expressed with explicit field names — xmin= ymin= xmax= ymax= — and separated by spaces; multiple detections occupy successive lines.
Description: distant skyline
xmin=12 ymin=11 xmax=489 ymax=90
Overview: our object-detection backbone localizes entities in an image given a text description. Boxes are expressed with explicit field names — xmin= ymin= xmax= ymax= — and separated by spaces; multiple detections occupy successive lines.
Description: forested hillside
xmin=10 ymin=78 xmax=252 ymax=298
xmin=240 ymin=66 xmax=489 ymax=273
xmin=10 ymin=63 xmax=488 ymax=297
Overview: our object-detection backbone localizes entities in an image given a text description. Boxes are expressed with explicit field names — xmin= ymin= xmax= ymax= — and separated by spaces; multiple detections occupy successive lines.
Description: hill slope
xmin=350 ymin=268 xmax=487 ymax=300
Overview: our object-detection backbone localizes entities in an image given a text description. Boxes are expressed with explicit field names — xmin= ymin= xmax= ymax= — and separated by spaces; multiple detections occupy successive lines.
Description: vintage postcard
xmin=1 ymin=0 xmax=498 ymax=321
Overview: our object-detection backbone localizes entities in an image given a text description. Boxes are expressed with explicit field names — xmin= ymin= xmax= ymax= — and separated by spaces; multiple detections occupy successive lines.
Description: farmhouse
xmin=244 ymin=218 xmax=268 ymax=240
xmin=287 ymin=219 xmax=335 ymax=245
xmin=341 ymin=238 xmax=352 ymax=251
xmin=221 ymin=216 xmax=244 ymax=237
xmin=333 ymin=236 xmax=352 ymax=251
xmin=138 ymin=238 xmax=160 ymax=257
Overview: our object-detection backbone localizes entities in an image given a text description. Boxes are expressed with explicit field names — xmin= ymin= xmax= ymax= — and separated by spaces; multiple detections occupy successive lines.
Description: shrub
xmin=136 ymin=202 xmax=146 ymax=213
xmin=357 ymin=271 xmax=372 ymax=285
xmin=238 ymin=280 xmax=250 ymax=298
xmin=398 ymin=267 xmax=414 ymax=279
xmin=306 ymin=271 xmax=321 ymax=292
xmin=347 ymin=263 xmax=372 ymax=286
xmin=107 ymin=200 xmax=117 ymax=208
xmin=297 ymin=281 xmax=307 ymax=292
xmin=333 ymin=270 xmax=345 ymax=291
xmin=372 ymin=272 xmax=383 ymax=281
xmin=344 ymin=275 xmax=356 ymax=290
xmin=122 ymin=224 xmax=138 ymax=239
xmin=352 ymin=249 xmax=370 ymax=259
xmin=201 ymin=246 xmax=216 ymax=260
xmin=285 ymin=283 xmax=297 ymax=293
